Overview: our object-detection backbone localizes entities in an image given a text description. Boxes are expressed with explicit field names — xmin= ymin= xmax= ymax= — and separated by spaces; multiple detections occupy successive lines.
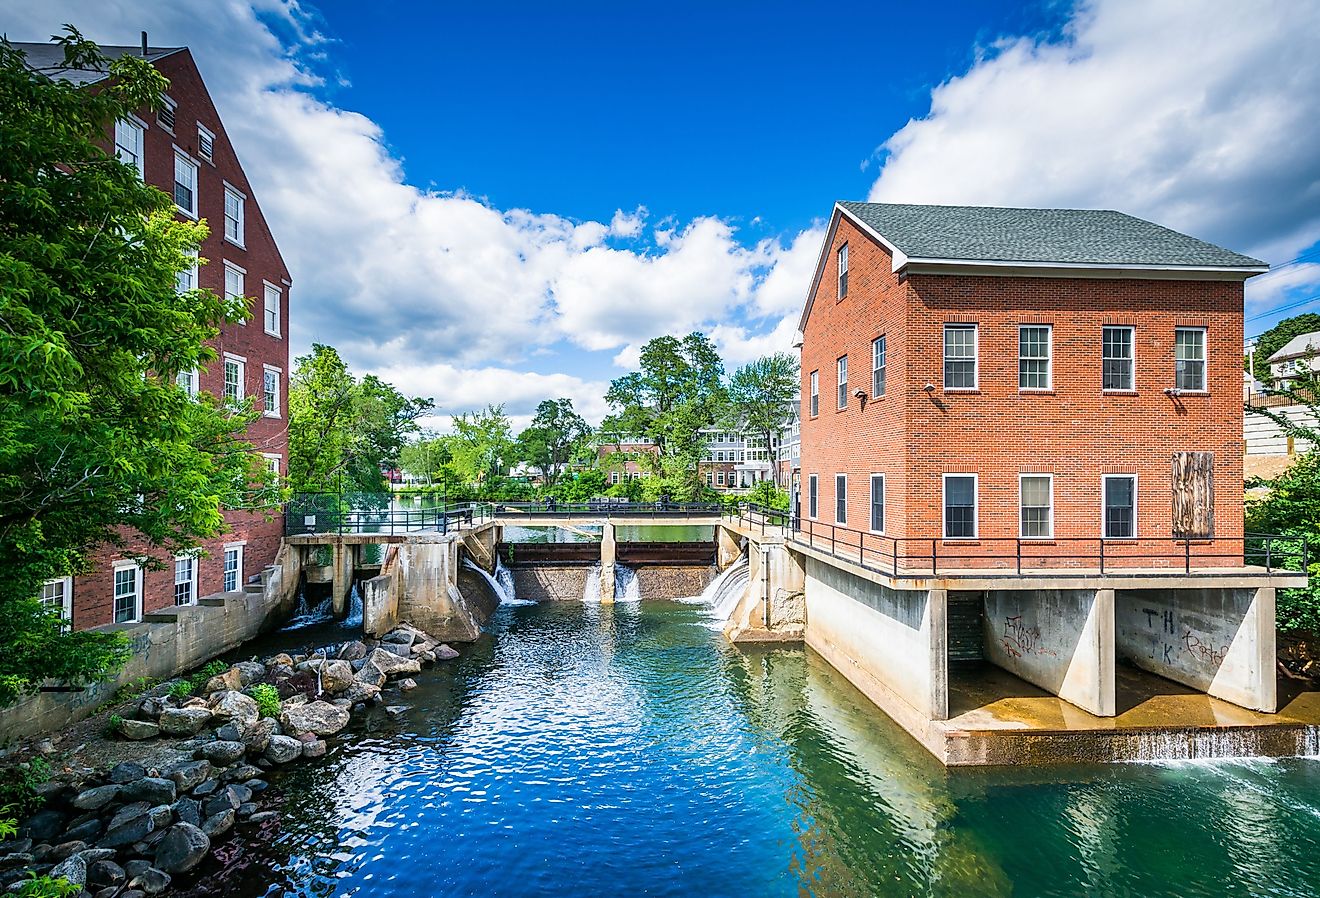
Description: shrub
xmin=167 ymin=680 xmax=193 ymax=701
xmin=200 ymin=660 xmax=227 ymax=680
xmin=0 ymin=807 xmax=18 ymax=840
xmin=246 ymin=683 xmax=281 ymax=719
xmin=113 ymin=676 xmax=157 ymax=702
xmin=9 ymin=873 xmax=81 ymax=898
xmin=104 ymin=714 xmax=124 ymax=738
xmin=0 ymin=758 xmax=52 ymax=818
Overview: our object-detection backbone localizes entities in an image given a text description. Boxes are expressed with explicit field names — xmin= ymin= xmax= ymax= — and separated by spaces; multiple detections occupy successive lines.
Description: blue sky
xmin=6 ymin=0 xmax=1320 ymax=428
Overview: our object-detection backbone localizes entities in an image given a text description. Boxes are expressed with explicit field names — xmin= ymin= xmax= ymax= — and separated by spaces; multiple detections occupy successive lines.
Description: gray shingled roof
xmin=10 ymin=42 xmax=184 ymax=86
xmin=838 ymin=201 xmax=1265 ymax=269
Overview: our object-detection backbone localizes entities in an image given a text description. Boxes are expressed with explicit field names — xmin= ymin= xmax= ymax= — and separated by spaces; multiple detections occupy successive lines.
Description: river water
xmin=199 ymin=601 xmax=1320 ymax=898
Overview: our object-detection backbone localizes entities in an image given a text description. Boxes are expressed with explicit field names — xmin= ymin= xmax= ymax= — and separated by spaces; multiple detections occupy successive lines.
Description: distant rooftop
xmin=1267 ymin=330 xmax=1320 ymax=364
xmin=837 ymin=201 xmax=1266 ymax=270
xmin=9 ymin=41 xmax=184 ymax=86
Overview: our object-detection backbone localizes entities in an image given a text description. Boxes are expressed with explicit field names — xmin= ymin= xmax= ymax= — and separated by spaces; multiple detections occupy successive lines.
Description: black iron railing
xmin=285 ymin=493 xmax=494 ymax=536
xmin=727 ymin=502 xmax=1309 ymax=579
xmin=492 ymin=501 xmax=725 ymax=519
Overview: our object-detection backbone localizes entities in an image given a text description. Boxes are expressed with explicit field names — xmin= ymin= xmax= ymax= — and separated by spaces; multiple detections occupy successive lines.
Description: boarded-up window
xmin=1172 ymin=452 xmax=1214 ymax=537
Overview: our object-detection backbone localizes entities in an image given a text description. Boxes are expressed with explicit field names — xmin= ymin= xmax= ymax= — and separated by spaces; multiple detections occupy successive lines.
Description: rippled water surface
xmin=199 ymin=602 xmax=1320 ymax=897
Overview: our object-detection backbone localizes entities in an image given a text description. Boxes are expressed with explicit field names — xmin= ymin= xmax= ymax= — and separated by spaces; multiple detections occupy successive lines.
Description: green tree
xmin=0 ymin=31 xmax=269 ymax=703
xmin=1251 ymin=313 xmax=1320 ymax=384
xmin=602 ymin=333 xmax=727 ymax=496
xmin=287 ymin=344 xmax=432 ymax=494
xmin=728 ymin=352 xmax=799 ymax=486
xmin=449 ymin=405 xmax=514 ymax=491
xmin=515 ymin=399 xmax=590 ymax=488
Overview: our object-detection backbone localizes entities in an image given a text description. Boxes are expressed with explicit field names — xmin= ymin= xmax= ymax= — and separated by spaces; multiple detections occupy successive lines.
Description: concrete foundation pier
xmin=726 ymin=543 xmax=806 ymax=642
xmin=716 ymin=524 xmax=742 ymax=569
xmin=331 ymin=541 xmax=355 ymax=616
xmin=599 ymin=523 xmax=617 ymax=604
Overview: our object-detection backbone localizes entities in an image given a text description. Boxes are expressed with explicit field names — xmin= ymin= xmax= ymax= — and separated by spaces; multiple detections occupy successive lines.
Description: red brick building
xmin=21 ymin=42 xmax=291 ymax=628
xmin=795 ymin=202 xmax=1265 ymax=569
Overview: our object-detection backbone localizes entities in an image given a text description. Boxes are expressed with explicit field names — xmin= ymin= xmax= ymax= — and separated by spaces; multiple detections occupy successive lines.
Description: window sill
xmin=944 ymin=389 xmax=980 ymax=395
xmin=1103 ymin=389 xmax=1139 ymax=396
xmin=941 ymin=538 xmax=980 ymax=545
xmin=223 ymin=236 xmax=246 ymax=251
xmin=1018 ymin=389 xmax=1055 ymax=395
xmin=1019 ymin=537 xmax=1056 ymax=543
xmin=1171 ymin=390 xmax=1210 ymax=397
xmin=175 ymin=206 xmax=197 ymax=220
xmin=264 ymin=329 xmax=282 ymax=339
xmin=262 ymin=411 xmax=281 ymax=419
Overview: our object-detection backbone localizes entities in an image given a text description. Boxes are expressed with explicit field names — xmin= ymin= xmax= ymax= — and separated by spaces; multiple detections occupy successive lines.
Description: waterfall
xmin=581 ymin=564 xmax=642 ymax=603
xmin=464 ymin=557 xmax=535 ymax=606
xmin=706 ymin=557 xmax=751 ymax=621
xmin=342 ymin=583 xmax=363 ymax=628
xmin=282 ymin=582 xmax=334 ymax=631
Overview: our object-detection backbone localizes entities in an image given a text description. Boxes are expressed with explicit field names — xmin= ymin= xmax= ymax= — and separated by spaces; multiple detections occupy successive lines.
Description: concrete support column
xmin=599 ymin=523 xmax=616 ymax=604
xmin=1238 ymin=586 xmax=1278 ymax=713
xmin=927 ymin=588 xmax=949 ymax=721
xmin=331 ymin=540 xmax=350 ymax=616
xmin=716 ymin=525 xmax=741 ymax=569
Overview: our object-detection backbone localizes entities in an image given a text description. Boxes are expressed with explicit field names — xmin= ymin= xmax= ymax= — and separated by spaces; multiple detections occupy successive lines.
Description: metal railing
xmin=727 ymin=503 xmax=1309 ymax=579
xmin=491 ymin=501 xmax=725 ymax=519
xmin=285 ymin=493 xmax=494 ymax=536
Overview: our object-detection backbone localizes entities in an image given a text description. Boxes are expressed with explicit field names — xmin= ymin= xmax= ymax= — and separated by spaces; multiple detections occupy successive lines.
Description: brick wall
xmin=70 ymin=49 xmax=290 ymax=628
xmin=799 ymin=213 xmax=1247 ymax=567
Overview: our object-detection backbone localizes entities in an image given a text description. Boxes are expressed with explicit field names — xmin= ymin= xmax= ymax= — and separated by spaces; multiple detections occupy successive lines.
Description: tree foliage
xmin=287 ymin=343 xmax=432 ymax=494
xmin=448 ymin=405 xmax=515 ymax=488
xmin=1251 ymin=313 xmax=1320 ymax=384
xmin=602 ymin=333 xmax=727 ymax=496
xmin=728 ymin=352 xmax=798 ymax=485
xmin=515 ymin=398 xmax=590 ymax=488
xmin=0 ymin=31 xmax=272 ymax=703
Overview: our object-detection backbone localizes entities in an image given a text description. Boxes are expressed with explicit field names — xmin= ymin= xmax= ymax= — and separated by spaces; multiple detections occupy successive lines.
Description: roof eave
xmin=901 ymin=258 xmax=1269 ymax=282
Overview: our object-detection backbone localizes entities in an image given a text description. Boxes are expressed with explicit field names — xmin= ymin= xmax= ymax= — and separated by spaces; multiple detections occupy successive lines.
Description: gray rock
xmin=87 ymin=859 xmax=125 ymax=887
xmin=343 ymin=682 xmax=381 ymax=703
xmin=243 ymin=778 xmax=269 ymax=794
xmin=22 ymin=809 xmax=65 ymax=842
xmin=129 ymin=867 xmax=171 ymax=895
xmin=210 ymin=691 xmax=260 ymax=732
xmin=191 ymin=778 xmax=221 ymax=798
xmin=385 ymin=705 xmax=410 ymax=719
xmin=108 ymin=763 xmax=148 ymax=784
xmin=159 ymin=707 xmax=213 ymax=737
xmin=121 ymin=777 xmax=176 ymax=806
xmin=215 ymin=723 xmax=244 ymax=742
xmin=124 ymin=859 xmax=153 ymax=878
xmin=0 ymin=839 xmax=32 ymax=856
xmin=152 ymin=823 xmax=210 ymax=873
xmin=247 ymin=811 xmax=280 ymax=825
xmin=201 ymin=809 xmax=235 ymax=838
xmin=279 ymin=701 xmax=350 ymax=737
xmin=234 ymin=661 xmax=266 ymax=686
xmin=49 ymin=853 xmax=87 ymax=888
xmin=119 ymin=719 xmax=160 ymax=741
xmin=398 ymin=678 xmax=417 ymax=692
xmin=49 ymin=840 xmax=87 ymax=862
xmin=223 ymin=765 xmax=262 ymax=783
xmin=72 ymin=784 xmax=121 ymax=811
xmin=380 ymin=642 xmax=412 ymax=658
xmin=202 ymin=667 xmax=243 ymax=695
xmin=171 ymin=797 xmax=201 ymax=828
xmin=381 ymin=628 xmax=415 ymax=646
xmin=195 ymin=740 xmax=246 ymax=766
xmin=108 ymin=802 xmax=151 ymax=832
xmin=100 ymin=811 xmax=156 ymax=849
xmin=417 ymin=650 xmax=436 ymax=664
xmin=138 ymin=697 xmax=163 ymax=719
xmin=163 ymin=760 xmax=211 ymax=793
xmin=121 ymin=891 xmax=146 ymax=898
xmin=362 ymin=648 xmax=421 ymax=678
xmin=203 ymin=785 xmax=249 ymax=819
xmin=243 ymin=718 xmax=276 ymax=755
xmin=264 ymin=736 xmax=302 ymax=764
xmin=434 ymin=644 xmax=460 ymax=661
xmin=236 ymin=802 xmax=258 ymax=819
xmin=0 ymin=852 xmax=34 ymax=871
xmin=353 ymin=663 xmax=386 ymax=689
xmin=336 ymin=641 xmax=368 ymax=662
xmin=296 ymin=659 xmax=355 ymax=694
xmin=62 ymin=818 xmax=104 ymax=843
xmin=148 ymin=805 xmax=174 ymax=830
xmin=302 ymin=739 xmax=327 ymax=759
xmin=77 ymin=847 xmax=117 ymax=865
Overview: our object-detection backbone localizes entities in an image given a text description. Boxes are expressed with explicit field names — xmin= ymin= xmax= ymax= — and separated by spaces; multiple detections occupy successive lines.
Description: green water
xmin=502 ymin=523 xmax=714 ymax=542
xmin=203 ymin=601 xmax=1320 ymax=898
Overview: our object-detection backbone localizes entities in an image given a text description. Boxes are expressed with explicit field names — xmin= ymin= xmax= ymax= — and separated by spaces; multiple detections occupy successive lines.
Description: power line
xmin=1246 ymin=291 xmax=1320 ymax=324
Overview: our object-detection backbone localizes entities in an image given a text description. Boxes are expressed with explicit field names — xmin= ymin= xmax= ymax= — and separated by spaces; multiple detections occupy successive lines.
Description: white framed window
xmin=1175 ymin=327 xmax=1207 ymax=391
xmin=837 ymin=243 xmax=849 ymax=299
xmin=224 ymin=185 xmax=245 ymax=246
xmin=1019 ymin=325 xmax=1052 ymax=390
xmin=706 ymin=472 xmax=713 ymax=486
xmin=263 ymin=366 xmax=281 ymax=417
xmin=809 ymin=371 xmax=819 ymax=417
xmin=223 ymin=544 xmax=244 ymax=593
xmin=943 ymin=324 xmax=978 ymax=390
xmin=1019 ymin=474 xmax=1054 ymax=539
xmin=717 ymin=472 xmax=725 ymax=486
xmin=113 ymin=562 xmax=142 ymax=624
xmin=610 ymin=471 xmax=619 ymax=484
xmin=174 ymin=555 xmax=196 ymax=606
xmin=263 ymin=282 xmax=280 ymax=336
xmin=869 ymin=474 xmax=885 ymax=533
xmin=176 ymin=248 xmax=199 ymax=294
xmin=808 ymin=474 xmax=818 ymax=519
xmin=263 ymin=453 xmax=281 ymax=481
xmin=223 ymin=354 xmax=245 ymax=404
xmin=1103 ymin=326 xmax=1135 ymax=391
xmin=173 ymin=150 xmax=198 ymax=217
xmin=114 ymin=118 xmax=145 ymax=177
xmin=224 ymin=263 xmax=246 ymax=322
xmin=176 ymin=367 xmax=198 ymax=397
xmin=943 ymin=474 xmax=978 ymax=539
xmin=197 ymin=124 xmax=214 ymax=163
xmin=1103 ymin=474 xmax=1137 ymax=539
xmin=837 ymin=355 xmax=848 ymax=409
xmin=40 ymin=577 xmax=73 ymax=628
xmin=834 ymin=474 xmax=847 ymax=524
xmin=157 ymin=95 xmax=177 ymax=132
xmin=872 ymin=335 xmax=886 ymax=397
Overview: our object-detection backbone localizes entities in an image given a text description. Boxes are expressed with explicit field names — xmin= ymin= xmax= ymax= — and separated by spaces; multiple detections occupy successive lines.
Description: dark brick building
xmin=19 ymin=42 xmax=291 ymax=628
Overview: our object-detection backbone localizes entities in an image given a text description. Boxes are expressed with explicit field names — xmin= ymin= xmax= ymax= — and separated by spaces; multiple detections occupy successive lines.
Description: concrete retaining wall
xmin=508 ymin=565 xmax=714 ymax=601
xmin=1116 ymin=587 xmax=1275 ymax=711
xmin=981 ymin=588 xmax=1114 ymax=716
xmin=636 ymin=566 xmax=715 ymax=600
xmin=0 ymin=542 xmax=303 ymax=741
xmin=803 ymin=557 xmax=946 ymax=719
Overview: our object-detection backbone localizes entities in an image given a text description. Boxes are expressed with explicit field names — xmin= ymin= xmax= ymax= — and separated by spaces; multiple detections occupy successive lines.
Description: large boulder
xmin=209 ymin=691 xmax=260 ymax=731
xmin=434 ymin=644 xmax=459 ymax=661
xmin=99 ymin=808 xmax=156 ymax=849
xmin=119 ymin=719 xmax=160 ymax=741
xmin=202 ymin=667 xmax=243 ymax=695
xmin=195 ymin=741 xmax=246 ymax=766
xmin=296 ymin=659 xmax=355 ymax=694
xmin=159 ymin=707 xmax=213 ymax=737
xmin=336 ymin=641 xmax=368 ymax=662
xmin=71 ymin=784 xmax=121 ymax=811
xmin=163 ymin=760 xmax=211 ymax=794
xmin=342 ymin=682 xmax=380 ymax=704
xmin=363 ymin=648 xmax=420 ymax=679
xmin=279 ymin=701 xmax=350 ymax=737
xmin=120 ymin=777 xmax=176 ymax=806
xmin=153 ymin=823 xmax=210 ymax=874
xmin=49 ymin=854 xmax=86 ymax=889
xmin=233 ymin=661 xmax=267 ymax=686
xmin=243 ymin=718 xmax=277 ymax=755
xmin=354 ymin=662 xmax=386 ymax=689
xmin=263 ymin=735 xmax=302 ymax=764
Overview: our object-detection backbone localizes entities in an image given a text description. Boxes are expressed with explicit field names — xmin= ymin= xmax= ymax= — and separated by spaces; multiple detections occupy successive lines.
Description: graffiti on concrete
xmin=1000 ymin=615 xmax=1057 ymax=658
xmin=1181 ymin=630 xmax=1229 ymax=667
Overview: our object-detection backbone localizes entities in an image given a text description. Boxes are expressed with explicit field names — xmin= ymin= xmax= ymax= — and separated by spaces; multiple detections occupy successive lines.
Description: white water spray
xmin=464 ymin=557 xmax=535 ymax=606
xmin=691 ymin=556 xmax=750 ymax=622
xmin=582 ymin=564 xmax=642 ymax=603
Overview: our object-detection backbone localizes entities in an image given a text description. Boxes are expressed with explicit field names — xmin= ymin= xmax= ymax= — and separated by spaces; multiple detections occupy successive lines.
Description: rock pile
xmin=0 ymin=624 xmax=454 ymax=896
